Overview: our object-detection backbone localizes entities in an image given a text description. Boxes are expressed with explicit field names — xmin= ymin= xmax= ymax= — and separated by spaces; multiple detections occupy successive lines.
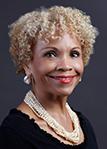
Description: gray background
xmin=0 ymin=0 xmax=106 ymax=148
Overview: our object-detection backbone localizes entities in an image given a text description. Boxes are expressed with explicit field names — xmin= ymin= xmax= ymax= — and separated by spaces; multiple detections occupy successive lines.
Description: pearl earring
xmin=79 ymin=78 xmax=82 ymax=82
xmin=24 ymin=75 xmax=31 ymax=84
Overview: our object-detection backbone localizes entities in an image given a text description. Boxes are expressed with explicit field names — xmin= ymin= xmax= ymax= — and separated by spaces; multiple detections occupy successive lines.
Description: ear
xmin=23 ymin=63 xmax=32 ymax=76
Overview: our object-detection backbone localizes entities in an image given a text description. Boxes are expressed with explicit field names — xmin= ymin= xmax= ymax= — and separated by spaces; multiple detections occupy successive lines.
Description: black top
xmin=0 ymin=109 xmax=98 ymax=149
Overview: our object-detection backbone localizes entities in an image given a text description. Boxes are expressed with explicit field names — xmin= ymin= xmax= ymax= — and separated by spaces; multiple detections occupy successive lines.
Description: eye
xmin=44 ymin=50 xmax=57 ymax=58
xmin=70 ymin=50 xmax=80 ymax=58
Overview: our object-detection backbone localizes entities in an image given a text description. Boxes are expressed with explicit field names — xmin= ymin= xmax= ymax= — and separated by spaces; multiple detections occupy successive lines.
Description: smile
xmin=48 ymin=75 xmax=77 ymax=84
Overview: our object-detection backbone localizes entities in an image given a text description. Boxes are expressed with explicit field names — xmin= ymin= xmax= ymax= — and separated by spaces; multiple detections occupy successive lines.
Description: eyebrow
xmin=40 ymin=46 xmax=58 ymax=51
xmin=40 ymin=46 xmax=81 ymax=52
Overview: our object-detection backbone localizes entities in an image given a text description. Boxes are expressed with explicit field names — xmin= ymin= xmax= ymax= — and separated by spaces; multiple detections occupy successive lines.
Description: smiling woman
xmin=27 ymin=33 xmax=84 ymax=97
xmin=0 ymin=6 xmax=98 ymax=149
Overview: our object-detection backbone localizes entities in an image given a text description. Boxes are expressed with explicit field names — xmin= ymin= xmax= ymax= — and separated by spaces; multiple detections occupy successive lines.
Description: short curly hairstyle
xmin=9 ymin=6 xmax=98 ymax=74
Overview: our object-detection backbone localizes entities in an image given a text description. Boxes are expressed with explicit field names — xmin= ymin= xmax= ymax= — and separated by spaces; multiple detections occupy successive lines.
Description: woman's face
xmin=27 ymin=33 xmax=84 ymax=96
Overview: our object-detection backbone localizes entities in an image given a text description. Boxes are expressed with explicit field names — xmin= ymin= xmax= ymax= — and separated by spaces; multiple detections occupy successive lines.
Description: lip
xmin=48 ymin=75 xmax=77 ymax=84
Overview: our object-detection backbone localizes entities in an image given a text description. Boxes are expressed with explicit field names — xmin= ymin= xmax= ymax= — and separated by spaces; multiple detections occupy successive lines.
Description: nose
xmin=56 ymin=57 xmax=73 ymax=72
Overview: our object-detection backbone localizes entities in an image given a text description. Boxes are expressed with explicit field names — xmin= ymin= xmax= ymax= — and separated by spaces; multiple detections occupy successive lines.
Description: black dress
xmin=0 ymin=109 xmax=98 ymax=149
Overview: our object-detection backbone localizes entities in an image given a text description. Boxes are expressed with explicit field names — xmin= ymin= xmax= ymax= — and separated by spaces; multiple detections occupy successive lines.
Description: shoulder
xmin=75 ymin=110 xmax=95 ymax=134
xmin=0 ymin=108 xmax=38 ymax=134
xmin=76 ymin=110 xmax=93 ymax=128
xmin=0 ymin=109 xmax=36 ymax=148
xmin=0 ymin=108 xmax=34 ymax=130
xmin=75 ymin=110 xmax=99 ymax=148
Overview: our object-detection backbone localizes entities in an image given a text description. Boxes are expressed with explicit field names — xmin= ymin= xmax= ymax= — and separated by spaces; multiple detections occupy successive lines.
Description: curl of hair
xmin=9 ymin=6 xmax=98 ymax=74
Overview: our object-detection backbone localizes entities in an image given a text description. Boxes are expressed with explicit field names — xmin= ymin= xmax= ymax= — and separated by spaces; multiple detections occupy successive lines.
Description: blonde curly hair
xmin=9 ymin=6 xmax=98 ymax=74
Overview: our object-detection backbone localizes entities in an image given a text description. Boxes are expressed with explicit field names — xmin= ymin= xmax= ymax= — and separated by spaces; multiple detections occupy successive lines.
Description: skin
xmin=17 ymin=33 xmax=84 ymax=144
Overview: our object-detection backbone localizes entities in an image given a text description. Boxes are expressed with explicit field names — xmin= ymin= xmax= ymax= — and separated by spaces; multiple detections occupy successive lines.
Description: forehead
xmin=35 ymin=33 xmax=81 ymax=51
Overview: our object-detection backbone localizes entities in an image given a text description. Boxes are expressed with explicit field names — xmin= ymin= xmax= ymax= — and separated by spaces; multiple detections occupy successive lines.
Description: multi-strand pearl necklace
xmin=24 ymin=90 xmax=84 ymax=145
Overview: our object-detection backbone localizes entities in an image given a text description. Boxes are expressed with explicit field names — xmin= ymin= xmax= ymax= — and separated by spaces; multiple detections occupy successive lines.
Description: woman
xmin=0 ymin=6 xmax=98 ymax=148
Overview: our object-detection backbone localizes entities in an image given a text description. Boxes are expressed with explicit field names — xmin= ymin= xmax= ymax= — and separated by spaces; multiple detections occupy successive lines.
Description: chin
xmin=54 ymin=88 xmax=75 ymax=97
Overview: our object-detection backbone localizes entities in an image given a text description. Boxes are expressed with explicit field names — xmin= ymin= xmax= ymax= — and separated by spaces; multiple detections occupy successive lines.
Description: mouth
xmin=48 ymin=75 xmax=77 ymax=84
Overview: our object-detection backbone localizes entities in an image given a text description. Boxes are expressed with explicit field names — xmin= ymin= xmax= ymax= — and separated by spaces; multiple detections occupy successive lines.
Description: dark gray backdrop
xmin=0 ymin=0 xmax=106 ymax=148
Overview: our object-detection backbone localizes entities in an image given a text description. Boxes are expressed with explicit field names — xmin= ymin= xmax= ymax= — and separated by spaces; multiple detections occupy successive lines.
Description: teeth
xmin=59 ymin=78 xmax=71 ymax=83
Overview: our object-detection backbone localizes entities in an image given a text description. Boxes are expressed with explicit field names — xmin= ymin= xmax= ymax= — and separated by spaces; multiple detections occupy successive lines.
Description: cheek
xmin=74 ymin=61 xmax=84 ymax=75
xmin=31 ymin=61 xmax=56 ymax=77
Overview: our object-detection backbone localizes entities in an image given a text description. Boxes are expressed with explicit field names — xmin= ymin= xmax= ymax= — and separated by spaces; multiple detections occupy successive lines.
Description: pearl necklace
xmin=24 ymin=90 xmax=84 ymax=145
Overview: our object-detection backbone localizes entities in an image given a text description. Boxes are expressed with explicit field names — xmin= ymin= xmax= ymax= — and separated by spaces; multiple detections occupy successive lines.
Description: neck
xmin=23 ymin=90 xmax=84 ymax=145
xmin=32 ymin=88 xmax=68 ymax=115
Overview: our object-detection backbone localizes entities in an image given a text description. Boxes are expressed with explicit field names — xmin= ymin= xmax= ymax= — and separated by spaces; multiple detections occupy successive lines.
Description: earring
xmin=79 ymin=78 xmax=82 ymax=82
xmin=24 ymin=75 xmax=31 ymax=84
